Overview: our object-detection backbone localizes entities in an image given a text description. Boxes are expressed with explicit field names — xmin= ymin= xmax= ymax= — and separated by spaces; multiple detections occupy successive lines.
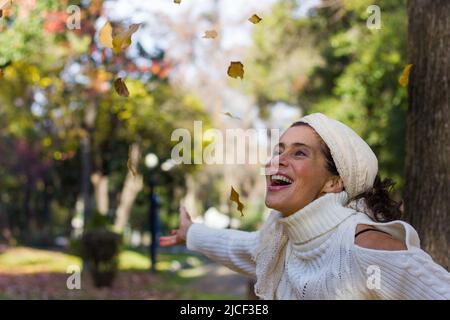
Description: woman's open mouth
xmin=268 ymin=174 xmax=293 ymax=192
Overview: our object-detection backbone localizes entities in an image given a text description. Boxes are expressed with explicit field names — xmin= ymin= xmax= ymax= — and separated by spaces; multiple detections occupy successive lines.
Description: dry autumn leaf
xmin=248 ymin=14 xmax=262 ymax=24
xmin=222 ymin=112 xmax=241 ymax=120
xmin=112 ymin=24 xmax=140 ymax=54
xmin=202 ymin=30 xmax=218 ymax=39
xmin=230 ymin=186 xmax=244 ymax=217
xmin=114 ymin=78 xmax=129 ymax=97
xmin=99 ymin=21 xmax=114 ymax=48
xmin=174 ymin=0 xmax=182 ymax=4
xmin=0 ymin=68 xmax=3 ymax=78
xmin=399 ymin=64 xmax=413 ymax=87
xmin=227 ymin=61 xmax=244 ymax=79
xmin=127 ymin=146 xmax=137 ymax=177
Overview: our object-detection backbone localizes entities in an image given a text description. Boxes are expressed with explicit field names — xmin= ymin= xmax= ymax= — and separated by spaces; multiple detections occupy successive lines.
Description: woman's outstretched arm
xmin=159 ymin=206 xmax=259 ymax=278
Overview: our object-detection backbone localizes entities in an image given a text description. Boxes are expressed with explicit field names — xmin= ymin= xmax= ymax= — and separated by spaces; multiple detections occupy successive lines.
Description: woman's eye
xmin=295 ymin=150 xmax=306 ymax=156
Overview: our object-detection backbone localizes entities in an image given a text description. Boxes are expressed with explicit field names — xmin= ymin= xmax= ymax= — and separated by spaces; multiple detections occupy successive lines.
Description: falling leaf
xmin=227 ymin=61 xmax=244 ymax=79
xmin=112 ymin=23 xmax=140 ymax=54
xmin=399 ymin=64 xmax=413 ymax=87
xmin=99 ymin=22 xmax=114 ymax=48
xmin=114 ymin=78 xmax=129 ymax=97
xmin=127 ymin=146 xmax=137 ymax=177
xmin=0 ymin=0 xmax=12 ymax=10
xmin=230 ymin=186 xmax=244 ymax=217
xmin=202 ymin=30 xmax=218 ymax=39
xmin=222 ymin=112 xmax=241 ymax=120
xmin=0 ymin=0 xmax=12 ymax=17
xmin=0 ymin=68 xmax=3 ymax=79
xmin=174 ymin=0 xmax=181 ymax=4
xmin=248 ymin=14 xmax=262 ymax=24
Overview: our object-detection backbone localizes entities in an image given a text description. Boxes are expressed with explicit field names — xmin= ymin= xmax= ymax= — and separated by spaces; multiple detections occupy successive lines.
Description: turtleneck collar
xmin=277 ymin=191 xmax=355 ymax=245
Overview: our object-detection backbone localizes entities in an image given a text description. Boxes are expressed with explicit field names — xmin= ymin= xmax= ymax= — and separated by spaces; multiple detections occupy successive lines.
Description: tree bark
xmin=405 ymin=0 xmax=450 ymax=269
xmin=114 ymin=143 xmax=143 ymax=232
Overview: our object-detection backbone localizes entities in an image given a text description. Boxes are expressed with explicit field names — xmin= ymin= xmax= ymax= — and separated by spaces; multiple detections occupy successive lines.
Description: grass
xmin=0 ymin=246 xmax=243 ymax=300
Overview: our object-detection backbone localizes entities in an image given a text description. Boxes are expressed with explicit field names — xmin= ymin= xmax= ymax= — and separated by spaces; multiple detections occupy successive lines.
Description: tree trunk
xmin=91 ymin=172 xmax=109 ymax=216
xmin=405 ymin=0 xmax=450 ymax=269
xmin=114 ymin=143 xmax=143 ymax=232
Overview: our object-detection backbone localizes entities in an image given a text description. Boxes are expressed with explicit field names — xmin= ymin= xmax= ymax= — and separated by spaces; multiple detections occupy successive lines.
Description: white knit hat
xmin=299 ymin=113 xmax=378 ymax=199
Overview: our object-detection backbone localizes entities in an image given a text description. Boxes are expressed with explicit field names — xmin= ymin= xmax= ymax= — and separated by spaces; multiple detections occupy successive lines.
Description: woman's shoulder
xmin=343 ymin=212 xmax=421 ymax=252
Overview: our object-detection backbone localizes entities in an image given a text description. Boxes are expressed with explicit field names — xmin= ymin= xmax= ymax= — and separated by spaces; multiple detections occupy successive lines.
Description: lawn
xmin=0 ymin=246 xmax=244 ymax=300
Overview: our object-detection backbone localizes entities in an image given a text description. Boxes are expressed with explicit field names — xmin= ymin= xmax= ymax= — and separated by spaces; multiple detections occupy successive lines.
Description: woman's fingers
xmin=159 ymin=235 xmax=178 ymax=247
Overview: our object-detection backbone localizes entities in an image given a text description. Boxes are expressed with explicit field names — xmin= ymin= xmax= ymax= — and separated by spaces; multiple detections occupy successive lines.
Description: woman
xmin=160 ymin=113 xmax=450 ymax=300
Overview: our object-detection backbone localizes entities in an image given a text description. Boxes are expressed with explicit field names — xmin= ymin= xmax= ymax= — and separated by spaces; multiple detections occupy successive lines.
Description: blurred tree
xmin=245 ymin=0 xmax=408 ymax=192
xmin=0 ymin=0 xmax=209 ymax=244
xmin=404 ymin=0 xmax=450 ymax=268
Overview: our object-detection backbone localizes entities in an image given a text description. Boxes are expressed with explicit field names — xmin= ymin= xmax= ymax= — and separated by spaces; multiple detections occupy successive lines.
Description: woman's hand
xmin=159 ymin=205 xmax=193 ymax=247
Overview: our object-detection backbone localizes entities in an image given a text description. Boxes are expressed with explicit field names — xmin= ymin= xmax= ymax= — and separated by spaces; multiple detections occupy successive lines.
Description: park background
xmin=0 ymin=0 xmax=448 ymax=299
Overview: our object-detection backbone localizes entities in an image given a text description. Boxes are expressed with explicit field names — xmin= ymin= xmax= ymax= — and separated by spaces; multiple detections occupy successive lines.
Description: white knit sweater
xmin=186 ymin=192 xmax=450 ymax=300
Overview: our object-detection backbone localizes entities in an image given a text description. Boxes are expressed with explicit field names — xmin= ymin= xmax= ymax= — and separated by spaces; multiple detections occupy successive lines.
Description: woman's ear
xmin=321 ymin=176 xmax=344 ymax=194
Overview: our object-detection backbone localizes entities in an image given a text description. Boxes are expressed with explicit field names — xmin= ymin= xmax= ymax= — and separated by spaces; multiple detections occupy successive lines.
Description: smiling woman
xmin=160 ymin=113 xmax=450 ymax=300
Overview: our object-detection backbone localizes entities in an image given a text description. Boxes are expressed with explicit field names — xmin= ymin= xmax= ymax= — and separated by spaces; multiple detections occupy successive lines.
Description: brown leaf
xmin=248 ymin=14 xmax=262 ymax=24
xmin=0 ymin=68 xmax=3 ymax=79
xmin=114 ymin=78 xmax=130 ymax=97
xmin=222 ymin=112 xmax=241 ymax=120
xmin=174 ymin=0 xmax=182 ymax=4
xmin=399 ymin=64 xmax=413 ymax=87
xmin=227 ymin=61 xmax=244 ymax=79
xmin=127 ymin=146 xmax=137 ymax=177
xmin=230 ymin=186 xmax=244 ymax=217
xmin=202 ymin=30 xmax=218 ymax=39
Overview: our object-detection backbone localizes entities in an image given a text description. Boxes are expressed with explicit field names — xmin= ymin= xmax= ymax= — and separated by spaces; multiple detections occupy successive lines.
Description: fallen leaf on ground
xmin=248 ymin=14 xmax=262 ymax=24
xmin=399 ymin=64 xmax=413 ymax=87
xmin=202 ymin=30 xmax=218 ymax=39
xmin=227 ymin=61 xmax=244 ymax=79
xmin=114 ymin=78 xmax=130 ymax=97
xmin=230 ymin=186 xmax=244 ymax=217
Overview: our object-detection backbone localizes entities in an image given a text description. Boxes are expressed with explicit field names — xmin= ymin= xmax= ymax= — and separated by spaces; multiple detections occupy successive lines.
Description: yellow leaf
xmin=399 ymin=64 xmax=413 ymax=87
xmin=230 ymin=186 xmax=244 ymax=217
xmin=222 ymin=112 xmax=241 ymax=120
xmin=202 ymin=30 xmax=218 ymax=39
xmin=248 ymin=14 xmax=262 ymax=24
xmin=114 ymin=78 xmax=130 ymax=97
xmin=112 ymin=23 xmax=140 ymax=54
xmin=99 ymin=22 xmax=113 ymax=48
xmin=227 ymin=61 xmax=244 ymax=79
xmin=174 ymin=0 xmax=182 ymax=4
xmin=0 ymin=0 xmax=12 ymax=10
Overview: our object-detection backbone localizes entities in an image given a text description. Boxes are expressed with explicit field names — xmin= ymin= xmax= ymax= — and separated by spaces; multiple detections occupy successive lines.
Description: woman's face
xmin=265 ymin=125 xmax=336 ymax=216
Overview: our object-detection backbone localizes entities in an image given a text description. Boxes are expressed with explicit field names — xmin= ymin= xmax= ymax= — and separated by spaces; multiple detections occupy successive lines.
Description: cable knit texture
xmin=186 ymin=192 xmax=450 ymax=300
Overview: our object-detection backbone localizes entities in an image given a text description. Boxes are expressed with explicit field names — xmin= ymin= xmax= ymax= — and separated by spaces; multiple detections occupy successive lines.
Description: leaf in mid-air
xmin=174 ymin=0 xmax=182 ymax=4
xmin=227 ymin=61 xmax=244 ymax=79
xmin=230 ymin=186 xmax=244 ymax=217
xmin=399 ymin=64 xmax=413 ymax=87
xmin=222 ymin=112 xmax=241 ymax=120
xmin=99 ymin=22 xmax=114 ymax=48
xmin=202 ymin=30 xmax=218 ymax=39
xmin=112 ymin=24 xmax=140 ymax=54
xmin=127 ymin=146 xmax=137 ymax=177
xmin=114 ymin=78 xmax=130 ymax=97
xmin=248 ymin=14 xmax=262 ymax=24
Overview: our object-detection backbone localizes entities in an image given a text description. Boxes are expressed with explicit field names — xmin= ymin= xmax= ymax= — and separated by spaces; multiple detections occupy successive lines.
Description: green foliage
xmin=247 ymin=0 xmax=408 ymax=193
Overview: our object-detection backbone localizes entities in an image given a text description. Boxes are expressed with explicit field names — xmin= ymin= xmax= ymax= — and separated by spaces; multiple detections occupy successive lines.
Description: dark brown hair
xmin=291 ymin=121 xmax=402 ymax=222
